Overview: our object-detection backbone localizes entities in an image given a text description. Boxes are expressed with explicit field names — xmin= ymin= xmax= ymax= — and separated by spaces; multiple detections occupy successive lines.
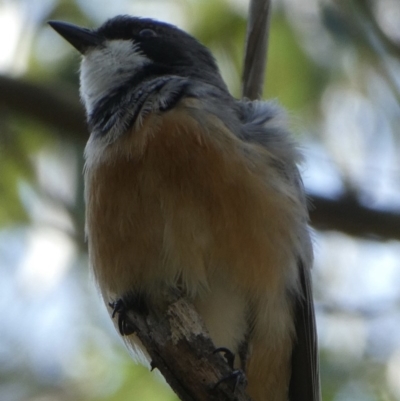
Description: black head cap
xmin=97 ymin=16 xmax=218 ymax=70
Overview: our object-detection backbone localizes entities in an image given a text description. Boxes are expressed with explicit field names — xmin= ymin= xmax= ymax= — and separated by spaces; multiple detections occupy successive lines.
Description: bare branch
xmin=121 ymin=290 xmax=252 ymax=401
xmin=242 ymin=0 xmax=272 ymax=100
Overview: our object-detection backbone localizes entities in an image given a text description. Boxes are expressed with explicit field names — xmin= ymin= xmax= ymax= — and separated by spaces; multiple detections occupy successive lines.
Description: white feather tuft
xmin=80 ymin=40 xmax=150 ymax=114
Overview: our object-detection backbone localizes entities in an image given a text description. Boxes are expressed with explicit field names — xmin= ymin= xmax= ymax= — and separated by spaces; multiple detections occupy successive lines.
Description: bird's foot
xmin=213 ymin=369 xmax=247 ymax=392
xmin=108 ymin=298 xmax=136 ymax=336
xmin=213 ymin=347 xmax=247 ymax=391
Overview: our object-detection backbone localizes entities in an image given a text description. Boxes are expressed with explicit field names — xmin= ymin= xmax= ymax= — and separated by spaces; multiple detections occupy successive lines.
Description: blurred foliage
xmin=1 ymin=0 xmax=400 ymax=401
xmin=0 ymin=115 xmax=50 ymax=225
xmin=266 ymin=13 xmax=326 ymax=112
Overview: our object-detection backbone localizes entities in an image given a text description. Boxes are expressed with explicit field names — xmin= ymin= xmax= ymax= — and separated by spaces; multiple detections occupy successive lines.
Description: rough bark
xmin=119 ymin=290 xmax=251 ymax=401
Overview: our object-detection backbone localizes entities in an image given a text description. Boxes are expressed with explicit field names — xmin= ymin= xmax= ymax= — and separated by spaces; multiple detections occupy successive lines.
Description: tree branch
xmin=242 ymin=0 xmax=272 ymax=100
xmin=121 ymin=290 xmax=251 ymax=401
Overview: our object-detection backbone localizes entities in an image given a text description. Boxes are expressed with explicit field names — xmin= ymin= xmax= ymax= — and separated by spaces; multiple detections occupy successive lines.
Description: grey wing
xmin=289 ymin=261 xmax=321 ymax=401
xmin=235 ymin=99 xmax=304 ymax=167
xmin=236 ymin=99 xmax=320 ymax=400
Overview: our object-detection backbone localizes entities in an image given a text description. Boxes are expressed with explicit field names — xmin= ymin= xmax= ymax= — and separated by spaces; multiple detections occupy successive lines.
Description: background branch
xmin=242 ymin=0 xmax=271 ymax=100
xmin=309 ymin=194 xmax=400 ymax=241
xmin=0 ymin=75 xmax=86 ymax=142
xmin=1 ymin=75 xmax=399 ymax=242
xmin=1 ymin=17 xmax=396 ymax=235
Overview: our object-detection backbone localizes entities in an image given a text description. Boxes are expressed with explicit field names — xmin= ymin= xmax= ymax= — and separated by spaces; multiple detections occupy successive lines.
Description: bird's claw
xmin=213 ymin=347 xmax=247 ymax=392
xmin=214 ymin=369 xmax=247 ymax=392
xmin=213 ymin=347 xmax=236 ymax=369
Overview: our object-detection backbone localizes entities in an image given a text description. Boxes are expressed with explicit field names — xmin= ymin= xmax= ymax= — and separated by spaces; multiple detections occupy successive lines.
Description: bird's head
xmin=49 ymin=16 xmax=227 ymax=114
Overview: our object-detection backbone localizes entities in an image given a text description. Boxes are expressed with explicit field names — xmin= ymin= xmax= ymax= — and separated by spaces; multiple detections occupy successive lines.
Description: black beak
xmin=48 ymin=21 xmax=101 ymax=54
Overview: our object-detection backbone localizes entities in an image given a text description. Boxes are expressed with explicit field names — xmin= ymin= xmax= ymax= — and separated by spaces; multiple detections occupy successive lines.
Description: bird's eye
xmin=139 ymin=29 xmax=157 ymax=38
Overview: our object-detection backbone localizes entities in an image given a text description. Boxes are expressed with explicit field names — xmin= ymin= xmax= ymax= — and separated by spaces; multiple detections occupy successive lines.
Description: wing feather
xmin=289 ymin=261 xmax=321 ymax=401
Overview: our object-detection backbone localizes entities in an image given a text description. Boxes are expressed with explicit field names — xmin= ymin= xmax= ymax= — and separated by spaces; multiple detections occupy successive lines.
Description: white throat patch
xmin=80 ymin=39 xmax=150 ymax=115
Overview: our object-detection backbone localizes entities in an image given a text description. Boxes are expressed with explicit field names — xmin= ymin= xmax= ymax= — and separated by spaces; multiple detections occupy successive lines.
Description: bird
xmin=49 ymin=15 xmax=320 ymax=401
